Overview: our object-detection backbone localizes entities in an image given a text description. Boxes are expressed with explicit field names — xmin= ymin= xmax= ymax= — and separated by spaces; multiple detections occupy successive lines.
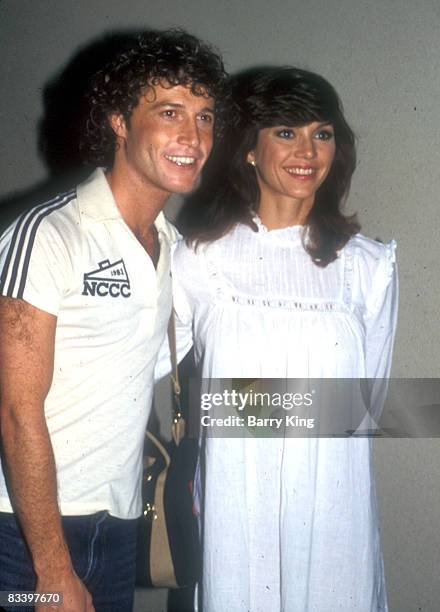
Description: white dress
xmin=172 ymin=219 xmax=397 ymax=612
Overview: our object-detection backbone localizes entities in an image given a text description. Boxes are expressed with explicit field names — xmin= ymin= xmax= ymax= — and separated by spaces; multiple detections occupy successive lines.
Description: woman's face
xmin=247 ymin=121 xmax=336 ymax=209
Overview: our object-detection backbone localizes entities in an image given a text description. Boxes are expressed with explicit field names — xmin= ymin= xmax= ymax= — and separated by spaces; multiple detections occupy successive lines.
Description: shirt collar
xmin=76 ymin=168 xmax=180 ymax=244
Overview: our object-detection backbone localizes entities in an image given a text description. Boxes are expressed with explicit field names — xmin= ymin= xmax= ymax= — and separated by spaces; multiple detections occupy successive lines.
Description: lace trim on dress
xmin=230 ymin=294 xmax=346 ymax=311
xmin=206 ymin=256 xmax=223 ymax=299
xmin=343 ymin=242 xmax=354 ymax=307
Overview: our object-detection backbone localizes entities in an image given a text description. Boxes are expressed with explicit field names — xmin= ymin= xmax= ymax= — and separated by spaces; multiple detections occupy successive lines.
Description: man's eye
xmin=161 ymin=109 xmax=176 ymax=118
xmin=198 ymin=113 xmax=213 ymax=123
xmin=276 ymin=129 xmax=294 ymax=139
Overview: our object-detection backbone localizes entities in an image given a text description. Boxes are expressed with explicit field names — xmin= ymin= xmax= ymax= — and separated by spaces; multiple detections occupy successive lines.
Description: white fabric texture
xmin=0 ymin=169 xmax=179 ymax=518
xmin=172 ymin=219 xmax=397 ymax=612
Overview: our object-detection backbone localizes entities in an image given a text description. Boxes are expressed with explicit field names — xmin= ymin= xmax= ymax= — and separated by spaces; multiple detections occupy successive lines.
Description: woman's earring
xmin=249 ymin=160 xmax=256 ymax=167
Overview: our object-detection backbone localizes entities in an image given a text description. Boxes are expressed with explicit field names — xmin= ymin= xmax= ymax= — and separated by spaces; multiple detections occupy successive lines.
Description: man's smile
xmin=164 ymin=154 xmax=198 ymax=166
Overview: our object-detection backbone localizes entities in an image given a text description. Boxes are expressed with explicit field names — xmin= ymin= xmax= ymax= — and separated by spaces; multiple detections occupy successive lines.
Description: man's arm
xmin=0 ymin=297 xmax=94 ymax=611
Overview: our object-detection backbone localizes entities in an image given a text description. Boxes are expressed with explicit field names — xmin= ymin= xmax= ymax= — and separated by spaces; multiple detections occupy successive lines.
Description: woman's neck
xmin=257 ymin=194 xmax=314 ymax=230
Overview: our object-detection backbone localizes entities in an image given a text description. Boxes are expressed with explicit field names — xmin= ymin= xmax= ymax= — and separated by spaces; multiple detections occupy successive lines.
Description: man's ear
xmin=109 ymin=113 xmax=127 ymax=139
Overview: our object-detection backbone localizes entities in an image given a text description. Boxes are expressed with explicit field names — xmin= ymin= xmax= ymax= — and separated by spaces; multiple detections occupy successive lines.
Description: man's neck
xmin=105 ymin=166 xmax=169 ymax=236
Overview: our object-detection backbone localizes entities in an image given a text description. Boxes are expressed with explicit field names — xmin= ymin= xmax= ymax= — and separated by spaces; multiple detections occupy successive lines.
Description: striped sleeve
xmin=0 ymin=190 xmax=76 ymax=315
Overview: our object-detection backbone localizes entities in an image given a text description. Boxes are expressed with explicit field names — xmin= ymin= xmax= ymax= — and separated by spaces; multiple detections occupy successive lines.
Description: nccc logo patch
xmin=82 ymin=259 xmax=131 ymax=298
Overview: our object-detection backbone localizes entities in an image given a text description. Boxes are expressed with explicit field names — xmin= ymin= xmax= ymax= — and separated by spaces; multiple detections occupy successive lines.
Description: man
xmin=0 ymin=29 xmax=226 ymax=612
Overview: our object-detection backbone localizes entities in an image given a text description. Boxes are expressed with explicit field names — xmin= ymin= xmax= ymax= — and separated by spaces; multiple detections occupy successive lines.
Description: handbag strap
xmin=167 ymin=306 xmax=181 ymax=397
xmin=167 ymin=307 xmax=185 ymax=445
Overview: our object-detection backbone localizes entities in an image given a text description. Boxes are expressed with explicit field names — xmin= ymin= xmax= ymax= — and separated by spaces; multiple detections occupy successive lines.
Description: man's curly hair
xmin=81 ymin=28 xmax=228 ymax=167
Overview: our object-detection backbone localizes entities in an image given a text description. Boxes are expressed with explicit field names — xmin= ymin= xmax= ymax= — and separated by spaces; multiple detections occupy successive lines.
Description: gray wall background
xmin=1 ymin=1 xmax=439 ymax=610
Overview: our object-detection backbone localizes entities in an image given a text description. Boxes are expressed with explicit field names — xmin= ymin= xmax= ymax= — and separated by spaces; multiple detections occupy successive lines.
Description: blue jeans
xmin=0 ymin=511 xmax=137 ymax=612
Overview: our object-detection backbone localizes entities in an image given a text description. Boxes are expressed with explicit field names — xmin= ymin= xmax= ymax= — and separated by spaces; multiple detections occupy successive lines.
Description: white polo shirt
xmin=0 ymin=168 xmax=179 ymax=518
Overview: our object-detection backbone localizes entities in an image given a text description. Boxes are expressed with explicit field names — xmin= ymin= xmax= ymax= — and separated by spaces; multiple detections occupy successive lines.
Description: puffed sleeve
xmin=363 ymin=240 xmax=398 ymax=423
xmin=154 ymin=241 xmax=194 ymax=381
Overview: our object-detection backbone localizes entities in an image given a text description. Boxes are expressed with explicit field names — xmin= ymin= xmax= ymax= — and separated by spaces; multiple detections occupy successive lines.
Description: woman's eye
xmin=276 ymin=129 xmax=294 ymax=139
xmin=315 ymin=129 xmax=334 ymax=141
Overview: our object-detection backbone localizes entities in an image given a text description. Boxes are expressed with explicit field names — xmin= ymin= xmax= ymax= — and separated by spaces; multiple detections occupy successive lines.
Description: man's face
xmin=110 ymin=83 xmax=215 ymax=198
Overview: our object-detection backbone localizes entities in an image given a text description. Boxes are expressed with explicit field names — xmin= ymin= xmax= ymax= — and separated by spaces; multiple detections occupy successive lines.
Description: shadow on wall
xmin=0 ymin=29 xmax=145 ymax=234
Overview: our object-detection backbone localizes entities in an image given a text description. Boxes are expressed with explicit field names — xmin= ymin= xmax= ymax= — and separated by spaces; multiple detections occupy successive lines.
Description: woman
xmin=173 ymin=67 xmax=397 ymax=611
